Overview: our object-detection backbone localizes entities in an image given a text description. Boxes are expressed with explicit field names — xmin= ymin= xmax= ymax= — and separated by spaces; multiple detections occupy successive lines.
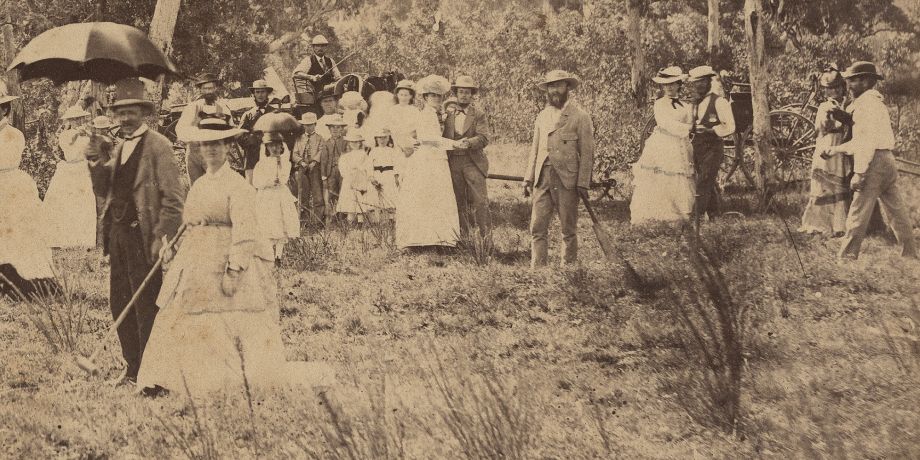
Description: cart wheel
xmin=720 ymin=127 xmax=756 ymax=188
xmin=769 ymin=110 xmax=816 ymax=185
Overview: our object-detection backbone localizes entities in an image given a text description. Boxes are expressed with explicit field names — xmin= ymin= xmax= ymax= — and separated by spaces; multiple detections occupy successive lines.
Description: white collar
xmin=203 ymin=160 xmax=232 ymax=179
xmin=124 ymin=124 xmax=149 ymax=140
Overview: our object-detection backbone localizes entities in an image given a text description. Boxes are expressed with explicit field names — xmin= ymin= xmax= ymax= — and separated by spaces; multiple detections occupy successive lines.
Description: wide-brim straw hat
xmin=262 ymin=131 xmax=284 ymax=143
xmin=652 ymin=66 xmax=687 ymax=84
xmin=92 ymin=116 xmax=116 ymax=129
xmin=299 ymin=112 xmax=318 ymax=125
xmin=537 ymin=70 xmax=580 ymax=90
xmin=343 ymin=131 xmax=364 ymax=143
xmin=311 ymin=34 xmax=330 ymax=46
xmin=841 ymin=61 xmax=884 ymax=80
xmin=394 ymin=79 xmax=416 ymax=94
xmin=180 ymin=127 xmax=246 ymax=143
xmin=452 ymin=75 xmax=479 ymax=91
xmin=324 ymin=114 xmax=348 ymax=126
xmin=372 ymin=127 xmax=392 ymax=138
xmin=109 ymin=78 xmax=155 ymax=109
xmin=249 ymin=79 xmax=274 ymax=92
xmin=62 ymin=105 xmax=91 ymax=120
xmin=0 ymin=82 xmax=19 ymax=105
xmin=195 ymin=72 xmax=220 ymax=87
xmin=417 ymin=75 xmax=451 ymax=96
xmin=687 ymin=65 xmax=718 ymax=82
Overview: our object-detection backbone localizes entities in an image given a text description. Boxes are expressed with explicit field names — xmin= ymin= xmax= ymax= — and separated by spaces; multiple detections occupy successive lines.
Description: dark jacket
xmin=442 ymin=104 xmax=491 ymax=176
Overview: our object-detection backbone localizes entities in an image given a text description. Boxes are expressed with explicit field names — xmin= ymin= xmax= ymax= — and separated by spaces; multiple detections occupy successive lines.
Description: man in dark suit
xmin=524 ymin=70 xmax=595 ymax=268
xmin=443 ymin=75 xmax=492 ymax=238
xmin=86 ymin=78 xmax=185 ymax=385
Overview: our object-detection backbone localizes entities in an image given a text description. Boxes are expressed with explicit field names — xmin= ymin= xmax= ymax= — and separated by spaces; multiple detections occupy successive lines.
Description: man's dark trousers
xmin=108 ymin=221 xmax=161 ymax=380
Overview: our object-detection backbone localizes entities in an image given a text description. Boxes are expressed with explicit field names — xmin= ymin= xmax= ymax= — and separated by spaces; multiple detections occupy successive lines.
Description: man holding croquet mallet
xmin=85 ymin=78 xmax=185 ymax=386
xmin=524 ymin=70 xmax=595 ymax=268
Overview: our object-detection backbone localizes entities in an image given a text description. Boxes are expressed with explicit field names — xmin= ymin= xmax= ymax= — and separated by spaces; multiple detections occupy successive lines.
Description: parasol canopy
xmin=8 ymin=22 xmax=178 ymax=85
xmin=253 ymin=112 xmax=301 ymax=133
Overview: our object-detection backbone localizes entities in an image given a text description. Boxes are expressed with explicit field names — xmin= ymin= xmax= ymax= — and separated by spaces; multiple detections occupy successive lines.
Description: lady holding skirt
xmin=138 ymin=127 xmax=292 ymax=396
xmin=630 ymin=67 xmax=696 ymax=224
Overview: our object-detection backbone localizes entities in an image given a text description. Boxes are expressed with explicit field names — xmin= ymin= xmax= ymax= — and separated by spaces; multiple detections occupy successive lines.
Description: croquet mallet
xmin=75 ymin=223 xmax=187 ymax=375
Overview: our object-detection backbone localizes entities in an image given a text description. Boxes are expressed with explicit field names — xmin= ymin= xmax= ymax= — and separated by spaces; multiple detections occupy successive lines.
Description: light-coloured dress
xmin=387 ymin=103 xmax=419 ymax=175
xmin=799 ymin=99 xmax=851 ymax=235
xmin=252 ymin=146 xmax=299 ymax=240
xmin=43 ymin=129 xmax=96 ymax=248
xmin=395 ymin=106 xmax=460 ymax=248
xmin=367 ymin=146 xmax=400 ymax=211
xmin=631 ymin=97 xmax=696 ymax=224
xmin=138 ymin=161 xmax=289 ymax=395
xmin=0 ymin=122 xmax=55 ymax=285
xmin=336 ymin=148 xmax=369 ymax=214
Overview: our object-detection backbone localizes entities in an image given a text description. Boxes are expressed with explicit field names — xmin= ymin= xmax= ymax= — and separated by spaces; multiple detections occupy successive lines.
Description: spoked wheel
xmin=768 ymin=110 xmax=815 ymax=185
xmin=719 ymin=127 xmax=756 ymax=188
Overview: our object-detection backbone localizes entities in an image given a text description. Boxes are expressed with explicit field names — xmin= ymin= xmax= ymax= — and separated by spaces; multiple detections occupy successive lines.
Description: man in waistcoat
xmin=688 ymin=65 xmax=735 ymax=224
xmin=85 ymin=78 xmax=185 ymax=386
xmin=293 ymin=34 xmax=342 ymax=109
xmin=443 ymin=75 xmax=492 ymax=238
xmin=524 ymin=70 xmax=595 ymax=268
xmin=176 ymin=72 xmax=234 ymax=184
xmin=291 ymin=112 xmax=325 ymax=225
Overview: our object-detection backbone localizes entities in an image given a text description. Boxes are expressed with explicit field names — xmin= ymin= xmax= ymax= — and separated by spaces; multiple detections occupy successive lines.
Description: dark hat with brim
xmin=195 ymin=72 xmax=221 ymax=86
xmin=109 ymin=78 xmax=155 ymax=109
xmin=841 ymin=61 xmax=884 ymax=80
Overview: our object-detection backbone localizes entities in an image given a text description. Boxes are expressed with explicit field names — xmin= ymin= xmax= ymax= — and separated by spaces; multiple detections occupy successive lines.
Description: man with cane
xmin=523 ymin=70 xmax=595 ymax=268
xmin=85 ymin=78 xmax=185 ymax=386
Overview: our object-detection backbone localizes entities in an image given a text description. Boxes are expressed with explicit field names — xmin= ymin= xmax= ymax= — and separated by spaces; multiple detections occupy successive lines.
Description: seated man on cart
xmin=293 ymin=35 xmax=341 ymax=114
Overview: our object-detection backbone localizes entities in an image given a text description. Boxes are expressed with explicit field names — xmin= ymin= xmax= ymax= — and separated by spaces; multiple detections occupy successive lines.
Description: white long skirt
xmin=395 ymin=147 xmax=460 ymax=248
xmin=43 ymin=161 xmax=96 ymax=248
xmin=630 ymin=128 xmax=696 ymax=224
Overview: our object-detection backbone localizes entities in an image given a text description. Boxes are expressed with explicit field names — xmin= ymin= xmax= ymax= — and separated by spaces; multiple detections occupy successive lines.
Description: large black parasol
xmin=7 ymin=22 xmax=178 ymax=85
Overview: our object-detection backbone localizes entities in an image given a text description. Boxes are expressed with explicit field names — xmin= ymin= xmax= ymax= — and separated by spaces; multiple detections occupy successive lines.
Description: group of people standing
xmin=630 ymin=60 xmax=916 ymax=260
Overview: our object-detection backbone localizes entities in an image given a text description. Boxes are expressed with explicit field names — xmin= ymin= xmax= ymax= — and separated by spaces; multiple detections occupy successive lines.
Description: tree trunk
xmin=627 ymin=0 xmax=646 ymax=107
xmin=0 ymin=10 xmax=24 ymax=130
xmin=707 ymin=0 xmax=720 ymax=63
xmin=148 ymin=0 xmax=182 ymax=111
xmin=744 ymin=0 xmax=774 ymax=206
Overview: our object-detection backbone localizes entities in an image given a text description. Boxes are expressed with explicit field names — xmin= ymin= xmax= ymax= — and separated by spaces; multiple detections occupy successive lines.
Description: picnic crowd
xmin=0 ymin=32 xmax=916 ymax=396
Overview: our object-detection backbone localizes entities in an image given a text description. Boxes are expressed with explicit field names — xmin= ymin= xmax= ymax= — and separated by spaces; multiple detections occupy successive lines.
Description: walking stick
xmin=75 ymin=223 xmax=188 ymax=375
xmin=577 ymin=190 xmax=644 ymax=289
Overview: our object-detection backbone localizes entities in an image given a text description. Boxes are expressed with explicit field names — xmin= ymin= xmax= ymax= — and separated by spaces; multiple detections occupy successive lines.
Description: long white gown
xmin=630 ymin=97 xmax=696 ymax=224
xmin=43 ymin=129 xmax=97 ymax=248
xmin=0 ymin=122 xmax=56 ymax=298
xmin=252 ymin=146 xmax=299 ymax=240
xmin=395 ymin=106 xmax=460 ymax=248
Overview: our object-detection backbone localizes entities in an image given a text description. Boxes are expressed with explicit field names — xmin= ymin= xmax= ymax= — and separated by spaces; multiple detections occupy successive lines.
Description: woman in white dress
xmin=44 ymin=105 xmax=97 ymax=248
xmin=395 ymin=75 xmax=461 ymax=249
xmin=252 ymin=132 xmax=300 ymax=265
xmin=138 ymin=127 xmax=294 ymax=396
xmin=0 ymin=96 xmax=59 ymax=299
xmin=631 ymin=66 xmax=696 ymax=224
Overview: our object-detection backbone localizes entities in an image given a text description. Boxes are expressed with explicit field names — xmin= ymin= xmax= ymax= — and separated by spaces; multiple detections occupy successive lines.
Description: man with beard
xmin=176 ymin=73 xmax=233 ymax=184
xmin=293 ymin=34 xmax=341 ymax=114
xmin=524 ymin=70 xmax=595 ymax=268
xmin=237 ymin=79 xmax=274 ymax=183
xmin=443 ymin=75 xmax=492 ymax=239
xmin=824 ymin=61 xmax=917 ymax=260
xmin=687 ymin=65 xmax=734 ymax=224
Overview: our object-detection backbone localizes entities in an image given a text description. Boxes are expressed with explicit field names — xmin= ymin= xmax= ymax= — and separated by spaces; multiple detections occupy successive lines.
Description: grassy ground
xmin=2 ymin=143 xmax=919 ymax=459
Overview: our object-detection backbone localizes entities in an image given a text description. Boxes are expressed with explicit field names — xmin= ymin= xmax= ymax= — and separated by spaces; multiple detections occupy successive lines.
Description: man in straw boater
xmin=176 ymin=72 xmax=233 ymax=184
xmin=822 ymin=61 xmax=917 ymax=260
xmin=687 ymin=65 xmax=735 ymax=225
xmin=523 ymin=70 xmax=595 ymax=268
xmin=291 ymin=112 xmax=325 ymax=225
xmin=85 ymin=78 xmax=185 ymax=386
xmin=237 ymin=79 xmax=274 ymax=183
xmin=443 ymin=75 xmax=492 ymax=239
xmin=293 ymin=34 xmax=342 ymax=106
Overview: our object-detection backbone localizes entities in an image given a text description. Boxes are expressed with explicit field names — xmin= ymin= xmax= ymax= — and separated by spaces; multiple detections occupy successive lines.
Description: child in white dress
xmin=44 ymin=105 xmax=96 ymax=248
xmin=367 ymin=127 xmax=400 ymax=222
xmin=252 ymin=132 xmax=300 ymax=265
xmin=336 ymin=131 xmax=370 ymax=224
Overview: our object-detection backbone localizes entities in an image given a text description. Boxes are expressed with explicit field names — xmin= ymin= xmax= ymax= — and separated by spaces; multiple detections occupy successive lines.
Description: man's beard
xmin=203 ymin=94 xmax=217 ymax=104
xmin=548 ymin=91 xmax=568 ymax=108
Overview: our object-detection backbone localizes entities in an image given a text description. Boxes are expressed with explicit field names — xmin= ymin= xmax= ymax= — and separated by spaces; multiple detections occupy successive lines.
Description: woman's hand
xmin=221 ymin=266 xmax=242 ymax=297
